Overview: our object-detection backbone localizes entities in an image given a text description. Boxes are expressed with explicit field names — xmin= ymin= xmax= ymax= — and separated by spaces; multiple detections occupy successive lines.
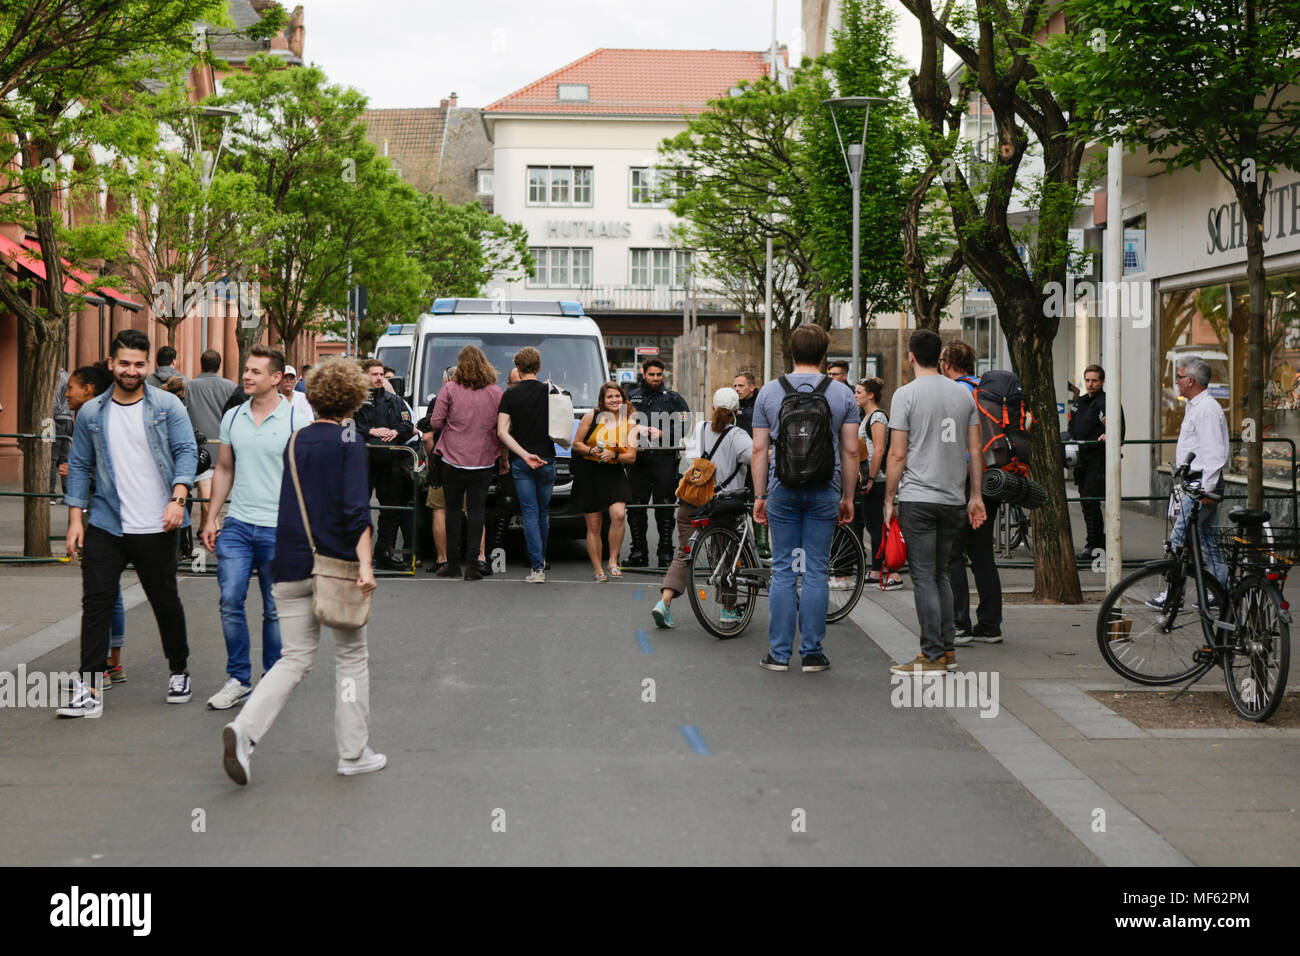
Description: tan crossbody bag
xmin=287 ymin=429 xmax=373 ymax=629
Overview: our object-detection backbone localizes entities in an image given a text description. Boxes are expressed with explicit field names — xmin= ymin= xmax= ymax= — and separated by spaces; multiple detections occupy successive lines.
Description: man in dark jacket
xmin=733 ymin=370 xmax=757 ymax=436
xmin=355 ymin=358 xmax=415 ymax=570
xmin=1067 ymin=364 xmax=1123 ymax=561
xmin=625 ymin=358 xmax=690 ymax=567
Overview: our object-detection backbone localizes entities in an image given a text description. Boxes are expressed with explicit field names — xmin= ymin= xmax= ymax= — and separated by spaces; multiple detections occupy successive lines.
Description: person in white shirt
xmin=279 ymin=366 xmax=315 ymax=421
xmin=1172 ymin=357 xmax=1230 ymax=585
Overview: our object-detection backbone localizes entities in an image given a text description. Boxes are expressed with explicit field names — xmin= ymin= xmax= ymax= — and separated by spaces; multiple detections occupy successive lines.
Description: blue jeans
xmin=512 ymin=458 xmax=555 ymax=572
xmin=110 ymin=589 xmax=125 ymax=650
xmin=767 ymin=484 xmax=841 ymax=661
xmin=216 ymin=517 xmax=281 ymax=684
xmin=1170 ymin=494 xmax=1227 ymax=586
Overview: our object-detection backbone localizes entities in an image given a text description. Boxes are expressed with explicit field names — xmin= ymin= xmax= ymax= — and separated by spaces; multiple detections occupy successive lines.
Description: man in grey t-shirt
xmin=883 ymin=329 xmax=986 ymax=673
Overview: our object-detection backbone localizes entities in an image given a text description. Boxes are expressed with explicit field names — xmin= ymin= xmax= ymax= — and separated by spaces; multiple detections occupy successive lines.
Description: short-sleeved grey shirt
xmin=753 ymin=373 xmax=859 ymax=494
xmin=889 ymin=373 xmax=978 ymax=506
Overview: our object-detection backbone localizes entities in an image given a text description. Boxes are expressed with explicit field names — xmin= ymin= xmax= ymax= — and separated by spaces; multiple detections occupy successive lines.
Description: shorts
xmin=195 ymin=469 xmax=214 ymax=483
xmin=425 ymin=485 xmax=468 ymax=515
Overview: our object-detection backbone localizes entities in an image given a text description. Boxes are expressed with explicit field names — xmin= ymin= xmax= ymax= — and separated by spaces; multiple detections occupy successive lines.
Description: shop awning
xmin=0 ymin=234 xmax=144 ymax=311
xmin=20 ymin=237 xmax=143 ymax=311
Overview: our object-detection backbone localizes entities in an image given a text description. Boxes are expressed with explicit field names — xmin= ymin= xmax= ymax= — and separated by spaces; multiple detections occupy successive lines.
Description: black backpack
xmin=775 ymin=375 xmax=836 ymax=488
xmin=973 ymin=369 xmax=1031 ymax=475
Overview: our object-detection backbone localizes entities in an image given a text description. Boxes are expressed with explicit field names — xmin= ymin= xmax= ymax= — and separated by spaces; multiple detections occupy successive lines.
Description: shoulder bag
xmin=287 ymin=429 xmax=373 ymax=629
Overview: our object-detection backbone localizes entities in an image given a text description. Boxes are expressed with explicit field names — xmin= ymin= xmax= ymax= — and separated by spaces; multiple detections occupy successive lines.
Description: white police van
xmin=405 ymin=298 xmax=609 ymax=534
xmin=374 ymin=323 xmax=416 ymax=383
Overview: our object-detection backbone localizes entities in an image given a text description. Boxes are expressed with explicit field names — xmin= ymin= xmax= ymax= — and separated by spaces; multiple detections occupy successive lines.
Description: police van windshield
xmin=420 ymin=334 xmax=605 ymax=407
xmin=375 ymin=346 xmax=410 ymax=380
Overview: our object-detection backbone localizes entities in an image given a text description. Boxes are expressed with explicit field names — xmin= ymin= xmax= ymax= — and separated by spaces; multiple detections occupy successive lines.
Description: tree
xmin=410 ymin=195 xmax=533 ymax=300
xmin=660 ymin=73 xmax=832 ymax=367
xmin=0 ymin=0 xmax=228 ymax=557
xmin=898 ymin=0 xmax=1091 ymax=602
xmin=1041 ymin=0 xmax=1300 ymax=509
xmin=802 ymin=0 xmax=913 ymax=339
xmin=216 ymin=57 xmax=429 ymax=368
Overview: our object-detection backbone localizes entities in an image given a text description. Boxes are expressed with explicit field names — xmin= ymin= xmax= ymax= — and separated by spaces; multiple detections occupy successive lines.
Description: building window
xmin=629 ymin=167 xmax=689 ymax=207
xmin=526 ymin=166 xmax=594 ymax=207
xmin=630 ymin=248 xmax=693 ymax=287
xmin=477 ymin=170 xmax=494 ymax=195
xmin=529 ymin=247 xmax=592 ymax=288
xmin=557 ymin=83 xmax=589 ymax=102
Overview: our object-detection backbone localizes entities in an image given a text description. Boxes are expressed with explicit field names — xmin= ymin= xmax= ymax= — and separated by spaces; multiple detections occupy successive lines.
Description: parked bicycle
xmin=1096 ymin=453 xmax=1293 ymax=721
xmin=684 ymin=490 xmax=866 ymax=638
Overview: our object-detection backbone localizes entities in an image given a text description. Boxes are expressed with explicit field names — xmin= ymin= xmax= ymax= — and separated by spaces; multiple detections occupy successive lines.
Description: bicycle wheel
xmin=687 ymin=524 xmax=759 ymax=639
xmin=826 ymin=524 xmax=866 ymax=623
xmin=1223 ymin=576 xmax=1290 ymax=722
xmin=1009 ymin=506 xmax=1032 ymax=555
xmin=1096 ymin=561 xmax=1220 ymax=685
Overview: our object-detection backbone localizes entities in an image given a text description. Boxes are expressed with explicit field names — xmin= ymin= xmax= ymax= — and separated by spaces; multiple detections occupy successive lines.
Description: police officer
xmin=356 ymin=358 xmax=415 ymax=570
xmin=1067 ymin=364 xmax=1123 ymax=561
xmin=625 ymin=357 xmax=689 ymax=568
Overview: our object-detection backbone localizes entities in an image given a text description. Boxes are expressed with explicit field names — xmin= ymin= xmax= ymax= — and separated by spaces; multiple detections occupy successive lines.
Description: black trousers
xmin=627 ymin=453 xmax=678 ymax=555
xmin=1076 ymin=462 xmax=1105 ymax=550
xmin=947 ymin=499 xmax=1002 ymax=630
xmin=442 ymin=464 xmax=494 ymax=565
xmin=370 ymin=452 xmax=414 ymax=557
xmin=80 ymin=524 xmax=188 ymax=675
xmin=860 ymin=479 xmax=886 ymax=572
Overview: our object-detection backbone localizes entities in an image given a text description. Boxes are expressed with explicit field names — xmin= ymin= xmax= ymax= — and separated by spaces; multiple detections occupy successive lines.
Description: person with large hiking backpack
xmin=940 ymin=341 xmax=1005 ymax=644
xmin=751 ymin=324 xmax=860 ymax=673
xmin=884 ymin=330 xmax=987 ymax=676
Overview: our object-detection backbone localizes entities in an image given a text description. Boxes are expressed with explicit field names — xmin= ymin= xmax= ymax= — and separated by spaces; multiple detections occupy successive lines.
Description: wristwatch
xmin=756 ymin=494 xmax=768 ymax=500
xmin=169 ymin=496 xmax=188 ymax=506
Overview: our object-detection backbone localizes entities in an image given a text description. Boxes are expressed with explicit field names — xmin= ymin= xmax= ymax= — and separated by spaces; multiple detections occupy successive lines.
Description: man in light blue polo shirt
xmin=200 ymin=345 xmax=308 ymax=710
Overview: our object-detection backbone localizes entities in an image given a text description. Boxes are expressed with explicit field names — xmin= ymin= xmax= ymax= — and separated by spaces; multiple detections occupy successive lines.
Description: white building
xmin=482 ymin=48 xmax=773 ymax=375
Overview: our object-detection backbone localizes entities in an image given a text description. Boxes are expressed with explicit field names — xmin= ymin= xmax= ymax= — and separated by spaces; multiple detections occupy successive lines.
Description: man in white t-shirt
xmin=60 ymin=329 xmax=199 ymax=717
xmin=279 ymin=366 xmax=315 ymax=421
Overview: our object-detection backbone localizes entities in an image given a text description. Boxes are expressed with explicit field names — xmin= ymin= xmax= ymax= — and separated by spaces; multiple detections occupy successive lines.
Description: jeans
xmin=110 ymin=589 xmax=125 ymax=650
xmin=897 ymin=500 xmax=966 ymax=661
xmin=216 ymin=517 xmax=281 ymax=685
xmin=443 ymin=464 xmax=494 ymax=565
xmin=233 ymin=579 xmax=371 ymax=760
xmin=1170 ymin=493 xmax=1227 ymax=586
xmin=767 ymin=484 xmax=841 ymax=662
xmin=948 ymin=499 xmax=1002 ymax=631
xmin=79 ymin=525 xmax=188 ymax=676
xmin=512 ymin=458 xmax=555 ymax=571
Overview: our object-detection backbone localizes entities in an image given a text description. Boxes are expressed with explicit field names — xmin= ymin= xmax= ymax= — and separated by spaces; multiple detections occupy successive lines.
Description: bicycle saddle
xmin=1229 ymin=508 xmax=1271 ymax=527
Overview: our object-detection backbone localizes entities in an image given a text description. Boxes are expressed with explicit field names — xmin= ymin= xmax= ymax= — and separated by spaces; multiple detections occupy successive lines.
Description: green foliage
xmin=412 ymin=195 xmax=533 ymax=301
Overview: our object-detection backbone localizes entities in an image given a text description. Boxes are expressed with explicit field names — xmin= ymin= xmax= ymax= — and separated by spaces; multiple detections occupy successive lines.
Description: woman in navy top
xmin=222 ymin=358 xmax=387 ymax=785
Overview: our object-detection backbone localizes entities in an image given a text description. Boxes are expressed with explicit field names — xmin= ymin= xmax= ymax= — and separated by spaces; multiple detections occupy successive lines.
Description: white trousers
xmin=233 ymin=578 xmax=371 ymax=760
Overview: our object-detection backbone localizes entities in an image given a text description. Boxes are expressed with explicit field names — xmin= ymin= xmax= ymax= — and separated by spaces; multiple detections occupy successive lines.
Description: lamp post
xmin=186 ymin=105 xmax=237 ymax=354
xmin=824 ymin=96 xmax=886 ymax=382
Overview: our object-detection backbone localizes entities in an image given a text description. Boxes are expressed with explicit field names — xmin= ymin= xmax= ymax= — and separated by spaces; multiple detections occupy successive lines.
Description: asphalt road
xmin=0 ymin=538 xmax=1097 ymax=866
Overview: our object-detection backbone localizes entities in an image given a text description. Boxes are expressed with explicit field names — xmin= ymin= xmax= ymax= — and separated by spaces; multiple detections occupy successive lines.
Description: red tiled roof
xmin=485 ymin=49 xmax=774 ymax=117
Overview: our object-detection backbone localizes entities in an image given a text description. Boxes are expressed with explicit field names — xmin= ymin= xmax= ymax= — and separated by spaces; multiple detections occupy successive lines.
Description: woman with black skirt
xmin=571 ymin=382 xmax=638 ymax=581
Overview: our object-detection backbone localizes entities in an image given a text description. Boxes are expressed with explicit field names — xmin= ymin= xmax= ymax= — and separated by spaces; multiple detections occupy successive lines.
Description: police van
xmin=405 ymin=298 xmax=609 ymax=534
xmin=374 ymin=324 xmax=416 ymax=383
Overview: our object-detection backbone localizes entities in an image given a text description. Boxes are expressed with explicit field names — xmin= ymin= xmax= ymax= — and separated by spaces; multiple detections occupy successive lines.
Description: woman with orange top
xmin=571 ymin=382 xmax=639 ymax=581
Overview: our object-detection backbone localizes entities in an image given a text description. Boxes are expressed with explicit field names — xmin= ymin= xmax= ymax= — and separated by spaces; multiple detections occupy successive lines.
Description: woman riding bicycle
xmin=651 ymin=387 xmax=752 ymax=629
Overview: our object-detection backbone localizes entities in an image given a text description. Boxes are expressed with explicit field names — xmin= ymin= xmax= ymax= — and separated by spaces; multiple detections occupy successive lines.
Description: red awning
xmin=20 ymin=238 xmax=142 ymax=310
xmin=0 ymin=232 xmax=104 ymax=303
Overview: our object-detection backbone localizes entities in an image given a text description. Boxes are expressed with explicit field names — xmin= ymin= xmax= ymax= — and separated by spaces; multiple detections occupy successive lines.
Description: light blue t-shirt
xmin=219 ymin=396 xmax=309 ymax=527
xmin=753 ymin=373 xmax=859 ymax=494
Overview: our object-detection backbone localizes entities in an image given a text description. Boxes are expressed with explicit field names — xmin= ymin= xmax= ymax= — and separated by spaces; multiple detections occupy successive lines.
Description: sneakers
xmin=801 ymin=653 xmax=831 ymax=672
xmin=56 ymin=680 xmax=102 ymax=718
xmin=759 ymin=653 xmax=790 ymax=672
xmin=651 ymin=599 xmax=674 ymax=629
xmin=1144 ymin=589 xmax=1170 ymax=610
xmin=829 ymin=576 xmax=854 ymax=591
xmin=719 ymin=607 xmax=745 ymax=624
xmin=207 ymin=677 xmax=252 ymax=711
xmin=525 ymin=569 xmax=546 ymax=583
xmin=105 ymin=663 xmax=126 ymax=684
xmin=890 ymin=653 xmax=947 ymax=675
xmin=167 ymin=672 xmax=192 ymax=704
xmin=337 ymin=746 xmax=387 ymax=776
xmin=945 ymin=651 xmax=958 ymax=672
xmin=953 ymin=628 xmax=975 ymax=647
xmin=970 ymin=624 xmax=1003 ymax=644
xmin=222 ymin=722 xmax=252 ymax=786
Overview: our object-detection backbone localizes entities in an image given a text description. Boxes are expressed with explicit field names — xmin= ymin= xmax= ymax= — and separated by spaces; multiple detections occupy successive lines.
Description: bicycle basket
xmin=1209 ymin=526 xmax=1300 ymax=571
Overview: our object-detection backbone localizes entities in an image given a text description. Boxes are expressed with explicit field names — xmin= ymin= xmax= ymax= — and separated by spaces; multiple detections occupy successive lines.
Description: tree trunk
xmin=1243 ymin=191 xmax=1266 ymax=510
xmin=19 ymin=315 xmax=66 ymax=558
xmin=1004 ymin=300 xmax=1083 ymax=604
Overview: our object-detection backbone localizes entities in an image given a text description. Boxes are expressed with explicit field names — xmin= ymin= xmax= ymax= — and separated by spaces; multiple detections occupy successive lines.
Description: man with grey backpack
xmin=751 ymin=324 xmax=860 ymax=673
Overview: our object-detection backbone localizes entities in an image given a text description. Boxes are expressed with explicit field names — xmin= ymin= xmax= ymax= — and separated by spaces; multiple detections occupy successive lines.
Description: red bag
xmin=875 ymin=517 xmax=907 ymax=586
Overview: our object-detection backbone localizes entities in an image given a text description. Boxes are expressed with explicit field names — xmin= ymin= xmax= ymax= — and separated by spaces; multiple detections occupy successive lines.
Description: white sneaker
xmin=222 ymin=722 xmax=251 ymax=785
xmin=829 ymin=575 xmax=854 ymax=591
xmin=56 ymin=679 xmax=103 ymax=719
xmin=207 ymin=677 xmax=252 ymax=710
xmin=525 ymin=569 xmax=546 ymax=583
xmin=337 ymin=746 xmax=387 ymax=776
xmin=167 ymin=672 xmax=192 ymax=704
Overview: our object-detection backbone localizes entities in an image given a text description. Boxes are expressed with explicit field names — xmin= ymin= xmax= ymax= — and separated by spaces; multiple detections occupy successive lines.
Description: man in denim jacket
xmin=58 ymin=329 xmax=198 ymax=718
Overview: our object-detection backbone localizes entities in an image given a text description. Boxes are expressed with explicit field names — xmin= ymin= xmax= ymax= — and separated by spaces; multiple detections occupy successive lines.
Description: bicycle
xmin=684 ymin=490 xmax=866 ymax=639
xmin=1096 ymin=453 xmax=1293 ymax=722
xmin=1006 ymin=501 xmax=1032 ymax=555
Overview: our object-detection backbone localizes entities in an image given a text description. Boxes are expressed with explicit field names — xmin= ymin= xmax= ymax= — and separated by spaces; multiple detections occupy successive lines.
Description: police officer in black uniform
xmin=1067 ymin=363 xmax=1123 ymax=561
xmin=625 ymin=357 xmax=690 ymax=568
xmin=355 ymin=359 xmax=415 ymax=570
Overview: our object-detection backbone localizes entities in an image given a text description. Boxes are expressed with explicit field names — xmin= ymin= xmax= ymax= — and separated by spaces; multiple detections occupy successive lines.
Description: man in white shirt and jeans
xmin=1171 ymin=356 xmax=1230 ymax=586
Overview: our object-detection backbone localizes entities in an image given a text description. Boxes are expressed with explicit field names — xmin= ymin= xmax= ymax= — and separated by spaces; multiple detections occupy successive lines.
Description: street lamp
xmin=824 ymin=95 xmax=886 ymax=382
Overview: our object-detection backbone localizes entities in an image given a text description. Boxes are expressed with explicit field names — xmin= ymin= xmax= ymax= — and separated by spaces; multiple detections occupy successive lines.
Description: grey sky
xmin=298 ymin=0 xmax=922 ymax=109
